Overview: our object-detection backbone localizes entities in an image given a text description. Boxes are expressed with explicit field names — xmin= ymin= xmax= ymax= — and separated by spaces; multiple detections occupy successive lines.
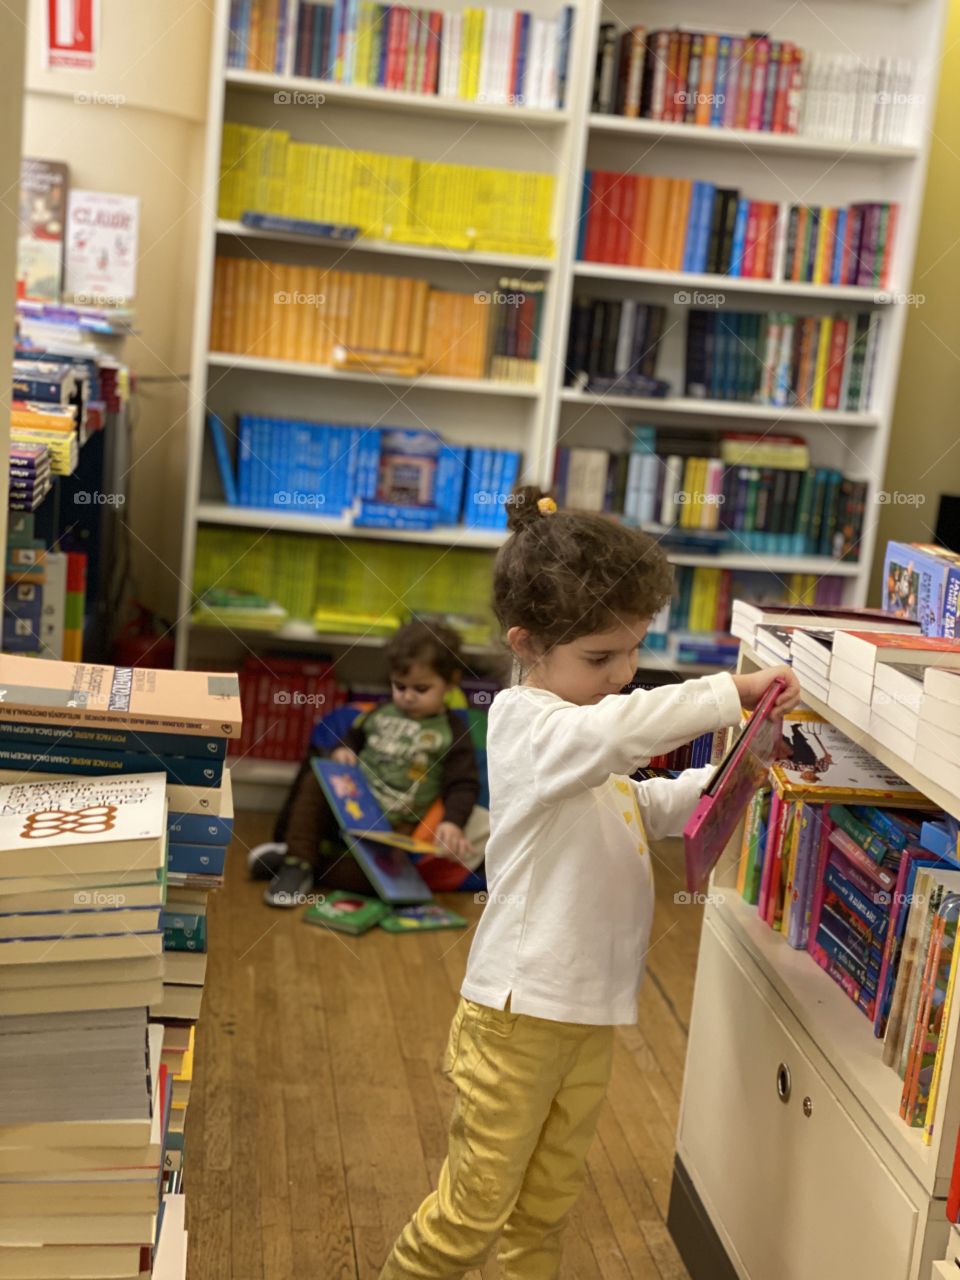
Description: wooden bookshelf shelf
xmin=207 ymin=353 xmax=541 ymax=397
xmin=224 ymin=68 xmax=571 ymax=124
xmin=587 ymin=114 xmax=921 ymax=161
xmin=195 ymin=501 xmax=509 ymax=548
xmin=573 ymin=262 xmax=892 ymax=303
xmin=558 ymin=389 xmax=881 ymax=428
xmin=215 ymin=220 xmax=556 ymax=271
xmin=740 ymin=642 xmax=960 ymax=819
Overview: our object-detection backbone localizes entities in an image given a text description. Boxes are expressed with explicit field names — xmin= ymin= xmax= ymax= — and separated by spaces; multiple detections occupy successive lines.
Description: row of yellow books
xmin=210 ymin=257 xmax=541 ymax=382
xmin=11 ymin=404 xmax=78 ymax=476
xmin=219 ymin=123 xmax=554 ymax=255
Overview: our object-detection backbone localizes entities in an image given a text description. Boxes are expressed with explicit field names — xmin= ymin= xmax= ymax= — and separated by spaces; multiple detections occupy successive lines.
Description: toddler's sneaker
xmin=247 ymin=842 xmax=287 ymax=880
xmin=263 ymin=857 xmax=314 ymax=908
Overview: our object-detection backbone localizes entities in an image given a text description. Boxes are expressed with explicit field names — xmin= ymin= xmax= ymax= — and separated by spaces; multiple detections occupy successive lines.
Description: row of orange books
xmin=209 ymin=257 xmax=542 ymax=383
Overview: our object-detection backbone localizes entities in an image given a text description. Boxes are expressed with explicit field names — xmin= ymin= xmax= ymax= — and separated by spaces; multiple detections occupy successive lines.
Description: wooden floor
xmin=186 ymin=812 xmax=706 ymax=1280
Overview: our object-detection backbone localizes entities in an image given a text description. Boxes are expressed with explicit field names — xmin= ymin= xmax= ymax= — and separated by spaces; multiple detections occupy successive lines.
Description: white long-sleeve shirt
xmin=460 ymin=672 xmax=743 ymax=1025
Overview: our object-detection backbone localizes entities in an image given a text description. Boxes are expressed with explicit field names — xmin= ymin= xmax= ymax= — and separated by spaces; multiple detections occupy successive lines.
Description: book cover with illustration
xmin=771 ymin=710 xmax=928 ymax=804
xmin=684 ymin=678 xmax=785 ymax=892
xmin=0 ymin=772 xmax=167 ymax=877
xmin=380 ymin=904 xmax=468 ymax=932
xmin=310 ymin=758 xmax=439 ymax=852
xmin=17 ymin=158 xmax=68 ymax=302
xmin=303 ymin=890 xmax=391 ymax=935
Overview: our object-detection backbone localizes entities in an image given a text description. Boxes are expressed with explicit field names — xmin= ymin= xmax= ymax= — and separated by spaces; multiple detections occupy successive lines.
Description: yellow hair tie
xmin=537 ymin=496 xmax=557 ymax=515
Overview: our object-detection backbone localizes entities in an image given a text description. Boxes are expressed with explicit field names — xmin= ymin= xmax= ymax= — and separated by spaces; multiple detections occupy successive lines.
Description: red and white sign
xmin=46 ymin=0 xmax=99 ymax=71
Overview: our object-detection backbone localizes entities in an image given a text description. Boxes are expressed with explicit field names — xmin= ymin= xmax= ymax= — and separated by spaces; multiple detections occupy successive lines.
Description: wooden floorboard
xmin=186 ymin=815 xmax=704 ymax=1279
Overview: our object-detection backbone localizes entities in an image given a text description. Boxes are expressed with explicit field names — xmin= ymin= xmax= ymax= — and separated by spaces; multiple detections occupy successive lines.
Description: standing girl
xmin=379 ymin=489 xmax=799 ymax=1279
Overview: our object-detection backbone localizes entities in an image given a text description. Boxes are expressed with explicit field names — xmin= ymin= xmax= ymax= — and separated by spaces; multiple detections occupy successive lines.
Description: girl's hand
xmin=732 ymin=666 xmax=801 ymax=714
xmin=331 ymin=747 xmax=358 ymax=766
xmin=435 ymin=821 xmax=473 ymax=861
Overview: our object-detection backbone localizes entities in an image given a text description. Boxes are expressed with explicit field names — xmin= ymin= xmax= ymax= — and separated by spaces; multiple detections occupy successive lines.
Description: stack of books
xmin=0 ymin=1009 xmax=167 ymax=1279
xmin=192 ymin=588 xmax=289 ymax=633
xmin=915 ymin=671 xmax=960 ymax=800
xmin=218 ymin=123 xmax=555 ymax=255
xmin=685 ymin=309 xmax=880 ymax=412
xmin=4 ymin=514 xmax=88 ymax=662
xmin=882 ymin=540 xmax=960 ymax=637
xmin=228 ymin=0 xmax=575 ymax=111
xmin=578 ymin=171 xmax=897 ymax=288
xmin=0 ymin=654 xmax=242 ymax=1220
xmin=826 ymin=630 xmax=960 ymax=745
xmin=729 ymin=600 xmax=921 ymax=648
xmin=10 ymin=401 xmax=78 ymax=476
xmin=210 ymin=258 xmax=545 ymax=384
xmin=8 ymin=442 xmax=52 ymax=511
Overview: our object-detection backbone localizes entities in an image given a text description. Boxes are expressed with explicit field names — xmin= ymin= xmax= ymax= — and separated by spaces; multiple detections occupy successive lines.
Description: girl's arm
xmin=526 ymin=674 xmax=742 ymax=804
xmin=632 ymin=766 xmax=714 ymax=841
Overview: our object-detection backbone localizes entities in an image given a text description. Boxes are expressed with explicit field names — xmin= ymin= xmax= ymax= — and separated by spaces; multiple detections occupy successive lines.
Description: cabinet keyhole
xmin=776 ymin=1062 xmax=791 ymax=1102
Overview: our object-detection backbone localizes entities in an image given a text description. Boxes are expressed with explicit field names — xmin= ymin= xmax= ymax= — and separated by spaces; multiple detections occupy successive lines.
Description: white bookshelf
xmin=177 ymin=0 xmax=945 ymax=694
xmin=675 ymin=633 xmax=960 ymax=1280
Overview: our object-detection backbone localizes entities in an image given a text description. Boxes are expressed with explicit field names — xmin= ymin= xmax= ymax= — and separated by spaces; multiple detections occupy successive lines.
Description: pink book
xmin=684 ymin=678 xmax=786 ymax=892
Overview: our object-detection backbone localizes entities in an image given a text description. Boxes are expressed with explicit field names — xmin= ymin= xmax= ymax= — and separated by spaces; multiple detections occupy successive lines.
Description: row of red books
xmin=234 ymin=656 xmax=346 ymax=762
xmin=594 ymin=27 xmax=803 ymax=133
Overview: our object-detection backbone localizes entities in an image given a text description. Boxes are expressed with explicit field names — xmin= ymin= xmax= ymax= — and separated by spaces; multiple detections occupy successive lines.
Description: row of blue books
xmin=208 ymin=414 xmax=522 ymax=531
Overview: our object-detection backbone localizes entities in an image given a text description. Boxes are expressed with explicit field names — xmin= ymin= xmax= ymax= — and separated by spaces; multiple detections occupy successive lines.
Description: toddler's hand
xmin=435 ymin=821 xmax=473 ymax=861
xmin=331 ymin=747 xmax=358 ymax=766
xmin=732 ymin=666 xmax=801 ymax=714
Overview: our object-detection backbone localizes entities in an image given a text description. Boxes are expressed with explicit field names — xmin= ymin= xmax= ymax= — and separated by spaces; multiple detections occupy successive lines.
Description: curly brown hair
xmin=492 ymin=486 xmax=674 ymax=651
xmin=384 ymin=620 xmax=466 ymax=682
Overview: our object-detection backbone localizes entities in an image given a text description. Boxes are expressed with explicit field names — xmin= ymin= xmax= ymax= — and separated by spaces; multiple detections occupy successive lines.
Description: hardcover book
xmin=303 ymin=891 xmax=391 ymax=935
xmin=684 ymin=678 xmax=785 ymax=891
xmin=379 ymin=904 xmax=468 ymax=932
xmin=770 ymin=710 xmax=928 ymax=804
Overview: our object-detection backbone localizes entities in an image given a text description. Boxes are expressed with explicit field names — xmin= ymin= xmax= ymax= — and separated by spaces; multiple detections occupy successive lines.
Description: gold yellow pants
xmin=378 ymin=997 xmax=615 ymax=1280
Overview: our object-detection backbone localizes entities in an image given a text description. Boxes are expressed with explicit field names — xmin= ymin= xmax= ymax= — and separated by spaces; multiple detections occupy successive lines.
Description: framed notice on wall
xmin=45 ymin=0 xmax=100 ymax=71
xmin=64 ymin=191 xmax=139 ymax=305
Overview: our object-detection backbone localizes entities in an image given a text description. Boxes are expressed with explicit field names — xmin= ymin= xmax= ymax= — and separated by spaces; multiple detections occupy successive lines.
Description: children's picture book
xmin=303 ymin=891 xmax=391 ymax=936
xmin=310 ymin=758 xmax=439 ymax=852
xmin=684 ymin=678 xmax=785 ymax=892
xmin=771 ymin=710 xmax=928 ymax=804
xmin=348 ymin=838 xmax=433 ymax=904
xmin=379 ymin=904 xmax=469 ymax=932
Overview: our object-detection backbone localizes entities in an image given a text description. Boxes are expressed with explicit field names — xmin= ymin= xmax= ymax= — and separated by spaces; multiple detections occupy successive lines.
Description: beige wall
xmin=1 ymin=1 xmax=27 ymax=568
xmin=21 ymin=0 xmax=214 ymax=624
xmin=871 ymin=0 xmax=960 ymax=603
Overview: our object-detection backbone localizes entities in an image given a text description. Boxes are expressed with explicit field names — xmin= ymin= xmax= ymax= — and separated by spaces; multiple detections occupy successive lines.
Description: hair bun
xmin=506 ymin=486 xmax=552 ymax=534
